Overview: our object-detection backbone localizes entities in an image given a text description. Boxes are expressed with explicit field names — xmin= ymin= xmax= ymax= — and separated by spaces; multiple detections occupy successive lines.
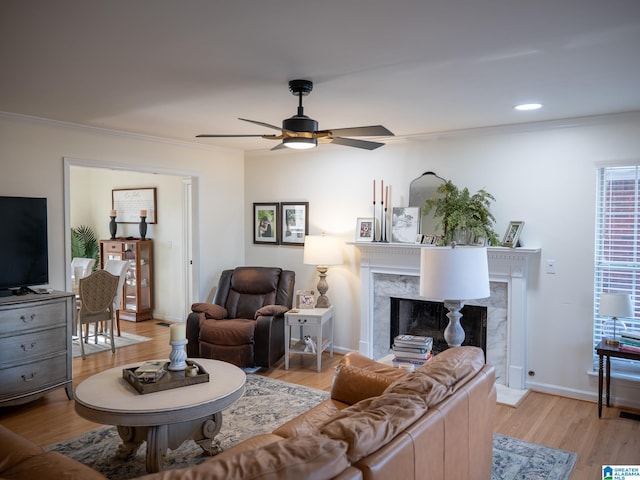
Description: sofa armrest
xmin=331 ymin=355 xmax=409 ymax=405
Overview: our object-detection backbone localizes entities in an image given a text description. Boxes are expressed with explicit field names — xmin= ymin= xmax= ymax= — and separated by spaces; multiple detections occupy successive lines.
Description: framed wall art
xmin=355 ymin=217 xmax=375 ymax=242
xmin=391 ymin=207 xmax=421 ymax=243
xmin=112 ymin=187 xmax=157 ymax=223
xmin=502 ymin=221 xmax=525 ymax=247
xmin=254 ymin=203 xmax=279 ymax=244
xmin=281 ymin=202 xmax=309 ymax=246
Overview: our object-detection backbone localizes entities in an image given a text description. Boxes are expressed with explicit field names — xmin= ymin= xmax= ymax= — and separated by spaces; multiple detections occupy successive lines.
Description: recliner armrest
xmin=191 ymin=302 xmax=228 ymax=319
xmin=254 ymin=304 xmax=290 ymax=319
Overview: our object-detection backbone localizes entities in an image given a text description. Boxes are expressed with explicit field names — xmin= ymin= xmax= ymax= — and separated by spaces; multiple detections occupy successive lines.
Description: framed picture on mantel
xmin=502 ymin=221 xmax=524 ymax=247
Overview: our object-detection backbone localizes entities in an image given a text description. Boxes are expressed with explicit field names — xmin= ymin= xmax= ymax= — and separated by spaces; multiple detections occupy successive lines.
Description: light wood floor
xmin=1 ymin=320 xmax=638 ymax=479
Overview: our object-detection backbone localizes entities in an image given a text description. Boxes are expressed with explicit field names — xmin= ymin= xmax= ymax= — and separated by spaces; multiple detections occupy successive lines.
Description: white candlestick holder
xmin=168 ymin=339 xmax=188 ymax=371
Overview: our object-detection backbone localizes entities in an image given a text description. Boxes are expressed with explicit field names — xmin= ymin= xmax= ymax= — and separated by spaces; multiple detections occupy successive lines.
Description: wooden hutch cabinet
xmin=100 ymin=239 xmax=153 ymax=322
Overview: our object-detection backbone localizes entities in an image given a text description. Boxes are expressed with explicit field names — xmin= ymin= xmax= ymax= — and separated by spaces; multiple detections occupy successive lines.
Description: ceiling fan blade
xmin=238 ymin=118 xmax=284 ymax=132
xmin=196 ymin=134 xmax=269 ymax=138
xmin=320 ymin=125 xmax=394 ymax=137
xmin=330 ymin=137 xmax=385 ymax=150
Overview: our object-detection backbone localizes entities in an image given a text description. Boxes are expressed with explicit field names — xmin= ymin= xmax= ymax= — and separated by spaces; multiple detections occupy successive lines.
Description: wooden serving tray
xmin=123 ymin=360 xmax=209 ymax=394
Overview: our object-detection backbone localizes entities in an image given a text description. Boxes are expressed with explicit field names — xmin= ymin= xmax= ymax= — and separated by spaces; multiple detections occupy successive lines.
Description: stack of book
xmin=619 ymin=331 xmax=640 ymax=353
xmin=134 ymin=360 xmax=167 ymax=383
xmin=392 ymin=334 xmax=433 ymax=368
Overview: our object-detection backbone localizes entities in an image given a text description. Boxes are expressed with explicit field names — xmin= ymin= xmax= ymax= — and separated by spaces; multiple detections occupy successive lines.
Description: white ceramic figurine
xmin=303 ymin=335 xmax=316 ymax=353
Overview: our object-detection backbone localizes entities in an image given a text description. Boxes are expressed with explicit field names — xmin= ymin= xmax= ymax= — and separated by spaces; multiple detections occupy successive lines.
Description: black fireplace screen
xmin=390 ymin=297 xmax=487 ymax=355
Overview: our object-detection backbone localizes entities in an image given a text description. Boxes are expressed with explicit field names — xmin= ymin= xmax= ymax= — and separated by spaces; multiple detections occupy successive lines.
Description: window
xmin=594 ymin=165 xmax=640 ymax=374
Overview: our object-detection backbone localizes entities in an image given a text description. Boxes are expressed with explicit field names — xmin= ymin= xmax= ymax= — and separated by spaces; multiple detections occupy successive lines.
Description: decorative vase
xmin=453 ymin=227 xmax=471 ymax=245
xmin=109 ymin=216 xmax=117 ymax=240
xmin=139 ymin=216 xmax=147 ymax=240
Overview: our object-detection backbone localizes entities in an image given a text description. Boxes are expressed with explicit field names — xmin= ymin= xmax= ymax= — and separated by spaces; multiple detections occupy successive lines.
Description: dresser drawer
xmin=0 ymin=354 xmax=67 ymax=400
xmin=0 ymin=327 xmax=66 ymax=366
xmin=0 ymin=301 xmax=67 ymax=335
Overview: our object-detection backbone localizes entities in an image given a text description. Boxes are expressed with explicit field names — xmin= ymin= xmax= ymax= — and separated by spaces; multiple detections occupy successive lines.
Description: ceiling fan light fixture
xmin=283 ymin=137 xmax=317 ymax=149
xmin=514 ymin=103 xmax=543 ymax=111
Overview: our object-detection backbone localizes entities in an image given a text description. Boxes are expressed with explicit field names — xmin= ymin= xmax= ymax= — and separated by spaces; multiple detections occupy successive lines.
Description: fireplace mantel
xmin=351 ymin=242 xmax=541 ymax=390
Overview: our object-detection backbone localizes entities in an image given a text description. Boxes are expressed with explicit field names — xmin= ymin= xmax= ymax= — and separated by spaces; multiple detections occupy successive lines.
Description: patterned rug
xmin=72 ymin=331 xmax=152 ymax=358
xmin=46 ymin=375 xmax=576 ymax=479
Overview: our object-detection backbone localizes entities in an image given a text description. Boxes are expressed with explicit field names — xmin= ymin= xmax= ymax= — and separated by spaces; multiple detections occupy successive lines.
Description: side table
xmin=595 ymin=339 xmax=640 ymax=417
xmin=285 ymin=306 xmax=334 ymax=372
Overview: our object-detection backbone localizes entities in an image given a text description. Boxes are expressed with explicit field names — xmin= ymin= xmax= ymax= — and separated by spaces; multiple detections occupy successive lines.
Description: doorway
xmin=63 ymin=158 xmax=197 ymax=322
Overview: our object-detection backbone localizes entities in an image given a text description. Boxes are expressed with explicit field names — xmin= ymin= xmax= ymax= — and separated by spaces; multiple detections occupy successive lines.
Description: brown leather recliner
xmin=186 ymin=267 xmax=295 ymax=368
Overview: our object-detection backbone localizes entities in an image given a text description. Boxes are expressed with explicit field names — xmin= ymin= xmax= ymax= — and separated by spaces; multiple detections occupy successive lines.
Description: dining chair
xmin=77 ymin=269 xmax=120 ymax=360
xmin=71 ymin=257 xmax=96 ymax=285
xmin=103 ymin=259 xmax=129 ymax=337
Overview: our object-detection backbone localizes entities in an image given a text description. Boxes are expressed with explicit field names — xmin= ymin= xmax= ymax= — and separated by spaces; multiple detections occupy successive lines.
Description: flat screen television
xmin=0 ymin=196 xmax=49 ymax=295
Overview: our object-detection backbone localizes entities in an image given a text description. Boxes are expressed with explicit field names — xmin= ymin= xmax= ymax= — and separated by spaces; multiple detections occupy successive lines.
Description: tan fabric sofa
xmin=0 ymin=346 xmax=496 ymax=480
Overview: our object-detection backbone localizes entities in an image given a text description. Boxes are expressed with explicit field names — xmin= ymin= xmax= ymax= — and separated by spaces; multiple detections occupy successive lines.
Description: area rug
xmin=72 ymin=331 xmax=152 ymax=358
xmin=46 ymin=375 xmax=576 ymax=480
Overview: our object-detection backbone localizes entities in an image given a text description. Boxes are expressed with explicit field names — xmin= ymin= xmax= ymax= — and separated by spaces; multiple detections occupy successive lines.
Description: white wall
xmin=0 ymin=114 xmax=246 ymax=322
xmin=245 ymin=112 xmax=640 ymax=408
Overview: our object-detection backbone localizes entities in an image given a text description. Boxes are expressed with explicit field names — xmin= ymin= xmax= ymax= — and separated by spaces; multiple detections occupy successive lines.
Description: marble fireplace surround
xmin=353 ymin=243 xmax=540 ymax=391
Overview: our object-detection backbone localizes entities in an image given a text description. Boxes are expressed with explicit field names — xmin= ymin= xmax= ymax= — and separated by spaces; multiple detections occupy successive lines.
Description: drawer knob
xmin=21 ymin=341 xmax=36 ymax=351
xmin=298 ymin=319 xmax=307 ymax=323
xmin=21 ymin=372 xmax=36 ymax=382
xmin=20 ymin=314 xmax=36 ymax=323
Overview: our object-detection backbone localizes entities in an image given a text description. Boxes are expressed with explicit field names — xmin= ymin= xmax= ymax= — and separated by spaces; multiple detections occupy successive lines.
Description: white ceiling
xmin=1 ymin=0 xmax=639 ymax=152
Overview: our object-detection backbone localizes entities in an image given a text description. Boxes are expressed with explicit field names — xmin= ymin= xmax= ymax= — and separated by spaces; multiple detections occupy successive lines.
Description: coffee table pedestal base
xmin=115 ymin=411 xmax=223 ymax=473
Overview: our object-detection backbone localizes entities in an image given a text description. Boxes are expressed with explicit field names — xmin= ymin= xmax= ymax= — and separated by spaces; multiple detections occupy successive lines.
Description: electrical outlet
xmin=545 ymin=259 xmax=556 ymax=274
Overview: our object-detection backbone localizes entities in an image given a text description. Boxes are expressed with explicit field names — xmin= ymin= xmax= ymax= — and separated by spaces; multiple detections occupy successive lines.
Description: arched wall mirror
xmin=409 ymin=171 xmax=446 ymax=236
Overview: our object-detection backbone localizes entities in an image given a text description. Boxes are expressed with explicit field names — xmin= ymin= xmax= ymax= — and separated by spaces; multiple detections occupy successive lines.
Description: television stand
xmin=0 ymin=291 xmax=75 ymax=406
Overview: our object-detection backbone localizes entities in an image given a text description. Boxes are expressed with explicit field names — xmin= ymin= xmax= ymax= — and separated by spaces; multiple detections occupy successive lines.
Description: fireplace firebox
xmin=390 ymin=297 xmax=487 ymax=355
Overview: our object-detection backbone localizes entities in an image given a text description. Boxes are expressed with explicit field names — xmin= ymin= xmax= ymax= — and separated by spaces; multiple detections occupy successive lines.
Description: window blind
xmin=594 ymin=165 xmax=640 ymax=373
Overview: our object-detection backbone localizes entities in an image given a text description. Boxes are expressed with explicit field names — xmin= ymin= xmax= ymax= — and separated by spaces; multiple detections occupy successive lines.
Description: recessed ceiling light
xmin=514 ymin=103 xmax=543 ymax=111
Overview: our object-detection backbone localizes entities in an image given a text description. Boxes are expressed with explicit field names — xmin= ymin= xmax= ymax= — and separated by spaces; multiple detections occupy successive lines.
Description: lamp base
xmin=605 ymin=338 xmax=620 ymax=347
xmin=315 ymin=266 xmax=331 ymax=308
xmin=443 ymin=300 xmax=465 ymax=347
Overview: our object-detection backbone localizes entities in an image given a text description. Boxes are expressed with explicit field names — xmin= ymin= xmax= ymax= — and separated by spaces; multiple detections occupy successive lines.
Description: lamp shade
xmin=598 ymin=293 xmax=632 ymax=318
xmin=419 ymin=246 xmax=490 ymax=300
xmin=303 ymin=235 xmax=343 ymax=266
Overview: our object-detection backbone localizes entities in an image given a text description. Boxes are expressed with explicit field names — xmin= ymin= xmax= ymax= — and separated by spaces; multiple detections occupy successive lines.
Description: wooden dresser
xmin=0 ymin=291 xmax=74 ymax=406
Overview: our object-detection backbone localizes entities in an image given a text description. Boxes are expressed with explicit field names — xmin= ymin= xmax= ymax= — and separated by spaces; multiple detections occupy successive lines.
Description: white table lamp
xmin=303 ymin=234 xmax=343 ymax=308
xmin=598 ymin=292 xmax=632 ymax=346
xmin=419 ymin=245 xmax=490 ymax=347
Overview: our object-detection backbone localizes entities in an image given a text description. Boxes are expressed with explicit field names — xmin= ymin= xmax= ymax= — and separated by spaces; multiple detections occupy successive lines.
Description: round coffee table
xmin=74 ymin=358 xmax=245 ymax=473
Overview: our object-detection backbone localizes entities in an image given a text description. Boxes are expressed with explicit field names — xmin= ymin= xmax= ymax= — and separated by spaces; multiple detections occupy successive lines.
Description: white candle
xmin=170 ymin=323 xmax=186 ymax=342
xmin=110 ymin=209 xmax=117 ymax=217
xmin=140 ymin=209 xmax=147 ymax=217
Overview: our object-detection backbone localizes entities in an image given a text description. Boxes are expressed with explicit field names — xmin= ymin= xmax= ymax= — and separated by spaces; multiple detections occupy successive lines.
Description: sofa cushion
xmin=191 ymin=303 xmax=228 ymax=319
xmin=199 ymin=318 xmax=255 ymax=346
xmin=254 ymin=304 xmax=290 ymax=319
xmin=319 ymin=393 xmax=427 ymax=464
xmin=331 ymin=364 xmax=400 ymax=405
xmin=273 ymin=399 xmax=347 ymax=438
xmin=384 ymin=346 xmax=485 ymax=406
xmin=137 ymin=435 xmax=350 ymax=480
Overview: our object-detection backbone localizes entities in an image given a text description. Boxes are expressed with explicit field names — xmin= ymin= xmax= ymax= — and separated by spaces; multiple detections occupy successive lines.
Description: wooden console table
xmin=595 ymin=339 xmax=640 ymax=417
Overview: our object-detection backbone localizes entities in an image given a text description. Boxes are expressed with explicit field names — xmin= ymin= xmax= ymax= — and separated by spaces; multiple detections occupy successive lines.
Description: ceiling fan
xmin=197 ymin=79 xmax=394 ymax=150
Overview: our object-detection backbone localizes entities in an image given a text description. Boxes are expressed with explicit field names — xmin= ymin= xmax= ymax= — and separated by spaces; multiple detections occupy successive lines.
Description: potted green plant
xmin=70 ymin=225 xmax=99 ymax=267
xmin=423 ymin=181 xmax=499 ymax=246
